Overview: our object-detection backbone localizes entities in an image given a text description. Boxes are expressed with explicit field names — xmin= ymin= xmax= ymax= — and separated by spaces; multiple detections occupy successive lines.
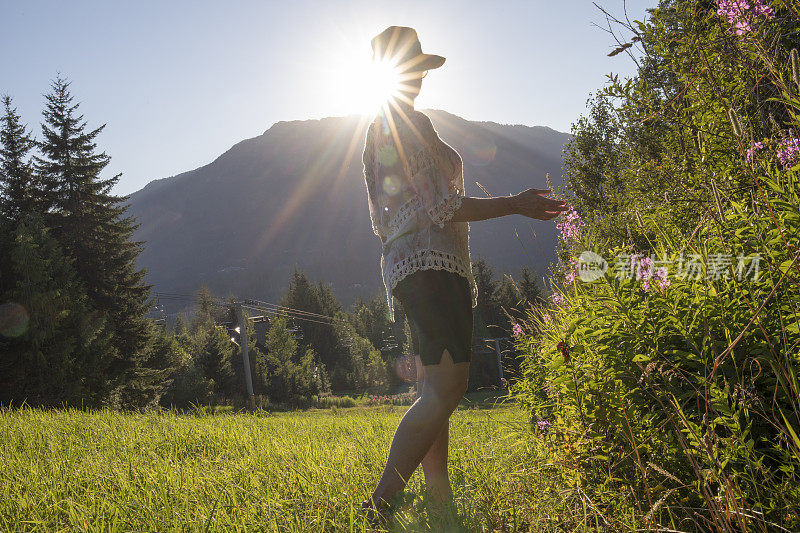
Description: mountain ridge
xmin=126 ymin=109 xmax=571 ymax=312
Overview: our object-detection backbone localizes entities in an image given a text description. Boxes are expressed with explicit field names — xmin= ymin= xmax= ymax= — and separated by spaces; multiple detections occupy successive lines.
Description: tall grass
xmin=0 ymin=400 xmax=637 ymax=531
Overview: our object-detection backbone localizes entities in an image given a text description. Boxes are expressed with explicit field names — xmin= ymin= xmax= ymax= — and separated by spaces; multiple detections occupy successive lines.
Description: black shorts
xmin=393 ymin=269 xmax=473 ymax=366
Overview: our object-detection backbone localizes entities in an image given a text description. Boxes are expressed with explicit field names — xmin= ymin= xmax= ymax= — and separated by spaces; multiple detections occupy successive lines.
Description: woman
xmin=361 ymin=26 xmax=567 ymax=521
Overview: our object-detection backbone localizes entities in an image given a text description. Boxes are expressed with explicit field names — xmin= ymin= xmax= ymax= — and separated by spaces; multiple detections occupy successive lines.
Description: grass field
xmin=0 ymin=394 xmax=631 ymax=532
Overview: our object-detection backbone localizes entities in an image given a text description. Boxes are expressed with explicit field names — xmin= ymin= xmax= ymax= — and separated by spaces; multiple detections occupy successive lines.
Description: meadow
xmin=0 ymin=394 xmax=627 ymax=532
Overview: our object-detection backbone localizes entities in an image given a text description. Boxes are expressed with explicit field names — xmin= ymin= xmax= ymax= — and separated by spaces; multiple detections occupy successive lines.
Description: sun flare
xmin=326 ymin=51 xmax=404 ymax=117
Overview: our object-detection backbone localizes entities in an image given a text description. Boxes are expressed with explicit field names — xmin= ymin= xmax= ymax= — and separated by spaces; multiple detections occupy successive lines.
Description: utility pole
xmin=237 ymin=301 xmax=256 ymax=411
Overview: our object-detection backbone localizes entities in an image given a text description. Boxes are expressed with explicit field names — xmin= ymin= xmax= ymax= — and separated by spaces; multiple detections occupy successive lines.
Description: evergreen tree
xmin=0 ymin=213 xmax=112 ymax=406
xmin=331 ymin=312 xmax=388 ymax=391
xmin=349 ymin=294 xmax=398 ymax=360
xmin=190 ymin=285 xmax=217 ymax=336
xmin=471 ymin=256 xmax=500 ymax=340
xmin=111 ymin=324 xmax=187 ymax=409
xmin=296 ymin=347 xmax=328 ymax=398
xmin=198 ymin=326 xmax=236 ymax=398
xmin=280 ymin=269 xmax=341 ymax=371
xmin=34 ymin=77 xmax=153 ymax=400
xmin=260 ymin=315 xmax=300 ymax=401
xmin=0 ymin=96 xmax=38 ymax=223
xmin=173 ymin=313 xmax=188 ymax=336
xmin=517 ymin=266 xmax=543 ymax=308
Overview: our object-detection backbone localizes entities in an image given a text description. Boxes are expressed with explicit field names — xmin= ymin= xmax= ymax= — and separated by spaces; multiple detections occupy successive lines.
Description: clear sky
xmin=1 ymin=0 xmax=655 ymax=196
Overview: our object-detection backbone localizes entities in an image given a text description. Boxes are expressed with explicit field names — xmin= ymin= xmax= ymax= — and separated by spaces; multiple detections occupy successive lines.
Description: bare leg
xmin=415 ymin=356 xmax=453 ymax=503
xmin=370 ymin=349 xmax=469 ymax=507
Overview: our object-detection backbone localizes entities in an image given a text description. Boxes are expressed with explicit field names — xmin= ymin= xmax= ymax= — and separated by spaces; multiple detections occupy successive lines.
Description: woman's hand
xmin=510 ymin=188 xmax=568 ymax=220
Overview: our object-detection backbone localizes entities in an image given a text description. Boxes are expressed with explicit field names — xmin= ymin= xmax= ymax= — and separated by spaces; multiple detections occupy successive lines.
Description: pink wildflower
xmin=633 ymin=255 xmax=658 ymax=292
xmin=551 ymin=292 xmax=566 ymax=306
xmin=537 ymin=420 xmax=552 ymax=431
xmin=563 ymin=256 xmax=578 ymax=285
xmin=636 ymin=256 xmax=653 ymax=281
xmin=512 ymin=323 xmax=524 ymax=337
xmin=716 ymin=0 xmax=774 ymax=36
xmin=657 ymin=268 xmax=670 ymax=287
xmin=556 ymin=204 xmax=586 ymax=242
xmin=777 ymin=137 xmax=800 ymax=167
xmin=746 ymin=141 xmax=764 ymax=161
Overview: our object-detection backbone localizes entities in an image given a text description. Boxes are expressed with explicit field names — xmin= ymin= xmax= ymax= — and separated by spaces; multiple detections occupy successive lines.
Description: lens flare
xmin=0 ymin=302 xmax=29 ymax=338
xmin=382 ymin=174 xmax=401 ymax=196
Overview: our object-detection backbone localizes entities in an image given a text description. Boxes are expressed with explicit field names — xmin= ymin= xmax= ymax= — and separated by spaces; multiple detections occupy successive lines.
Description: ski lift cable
xmin=246 ymin=297 xmax=342 ymax=321
xmin=240 ymin=301 xmax=332 ymax=320
xmin=152 ymin=292 xmax=336 ymax=320
xmin=244 ymin=302 xmax=348 ymax=325
xmin=242 ymin=307 xmax=335 ymax=328
xmin=241 ymin=304 xmax=340 ymax=327
xmin=246 ymin=298 xmax=348 ymax=323
xmin=151 ymin=293 xmax=346 ymax=323
xmin=241 ymin=304 xmax=338 ymax=327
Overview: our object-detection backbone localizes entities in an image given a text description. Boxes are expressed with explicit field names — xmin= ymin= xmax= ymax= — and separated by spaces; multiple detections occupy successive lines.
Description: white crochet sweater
xmin=362 ymin=109 xmax=478 ymax=322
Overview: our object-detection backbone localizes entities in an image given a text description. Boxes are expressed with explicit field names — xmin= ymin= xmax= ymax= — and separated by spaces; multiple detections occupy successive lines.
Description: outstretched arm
xmin=450 ymin=188 xmax=567 ymax=223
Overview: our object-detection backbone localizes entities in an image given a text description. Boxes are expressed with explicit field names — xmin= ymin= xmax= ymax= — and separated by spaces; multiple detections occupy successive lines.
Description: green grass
xmin=0 ymin=395 xmax=633 ymax=532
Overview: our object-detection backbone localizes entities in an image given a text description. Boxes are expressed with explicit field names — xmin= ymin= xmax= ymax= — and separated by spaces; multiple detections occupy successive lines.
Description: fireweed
xmin=716 ymin=0 xmax=775 ymax=35
xmin=512 ymin=8 xmax=800 ymax=529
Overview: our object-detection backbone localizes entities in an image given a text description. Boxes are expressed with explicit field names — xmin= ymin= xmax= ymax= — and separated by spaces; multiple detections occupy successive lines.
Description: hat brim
xmin=397 ymin=53 xmax=446 ymax=73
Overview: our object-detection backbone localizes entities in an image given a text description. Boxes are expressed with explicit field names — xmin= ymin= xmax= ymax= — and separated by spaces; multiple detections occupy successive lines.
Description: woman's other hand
xmin=511 ymin=188 xmax=568 ymax=220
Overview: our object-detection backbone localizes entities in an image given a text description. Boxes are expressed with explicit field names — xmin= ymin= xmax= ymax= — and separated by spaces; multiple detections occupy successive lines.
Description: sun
xmin=325 ymin=49 xmax=404 ymax=116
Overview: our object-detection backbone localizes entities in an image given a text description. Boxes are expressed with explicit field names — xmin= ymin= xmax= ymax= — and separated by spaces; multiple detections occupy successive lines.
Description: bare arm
xmin=450 ymin=188 xmax=567 ymax=223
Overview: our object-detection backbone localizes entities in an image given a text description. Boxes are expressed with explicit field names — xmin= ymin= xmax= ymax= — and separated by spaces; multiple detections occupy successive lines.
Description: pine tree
xmin=471 ymin=256 xmax=499 ymax=339
xmin=198 ymin=326 xmax=236 ymax=398
xmin=518 ymin=266 xmax=543 ymax=308
xmin=34 ymin=77 xmax=153 ymax=398
xmin=0 ymin=96 xmax=38 ymax=223
xmin=111 ymin=324 xmax=187 ymax=408
xmin=173 ymin=313 xmax=188 ymax=336
xmin=280 ymin=269 xmax=341 ymax=371
xmin=0 ymin=213 xmax=113 ymax=406
xmin=191 ymin=285 xmax=217 ymax=336
xmin=260 ymin=315 xmax=300 ymax=401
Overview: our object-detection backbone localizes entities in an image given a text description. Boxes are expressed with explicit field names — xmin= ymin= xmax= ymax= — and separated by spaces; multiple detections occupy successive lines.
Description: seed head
xmin=728 ymin=108 xmax=743 ymax=137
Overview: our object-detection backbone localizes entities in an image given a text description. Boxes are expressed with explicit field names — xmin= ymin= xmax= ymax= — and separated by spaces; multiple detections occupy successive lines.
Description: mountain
xmin=126 ymin=109 xmax=570 ymax=312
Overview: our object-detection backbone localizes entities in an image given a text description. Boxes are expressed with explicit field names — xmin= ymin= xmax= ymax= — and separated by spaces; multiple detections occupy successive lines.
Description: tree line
xmin=0 ymin=77 xmax=545 ymax=410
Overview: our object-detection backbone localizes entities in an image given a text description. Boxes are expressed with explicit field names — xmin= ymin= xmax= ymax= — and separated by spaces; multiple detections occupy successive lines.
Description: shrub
xmin=515 ymin=3 xmax=800 ymax=529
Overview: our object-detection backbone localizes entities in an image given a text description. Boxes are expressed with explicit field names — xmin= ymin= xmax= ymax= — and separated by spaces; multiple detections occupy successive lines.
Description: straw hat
xmin=371 ymin=26 xmax=445 ymax=73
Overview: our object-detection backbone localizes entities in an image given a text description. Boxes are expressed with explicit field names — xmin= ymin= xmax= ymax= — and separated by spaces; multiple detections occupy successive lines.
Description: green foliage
xmin=348 ymin=294 xmax=402 ymax=359
xmin=0 ymin=96 xmax=38 ymax=223
xmin=310 ymin=393 xmax=357 ymax=409
xmin=198 ymin=325 xmax=237 ymax=398
xmin=0 ymin=213 xmax=112 ymax=406
xmin=281 ymin=269 xmax=342 ymax=372
xmin=258 ymin=315 xmax=327 ymax=404
xmin=516 ymin=2 xmax=800 ymax=529
xmin=0 ymin=76 xmax=175 ymax=409
xmin=331 ymin=311 xmax=389 ymax=392
xmin=109 ymin=324 xmax=188 ymax=409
